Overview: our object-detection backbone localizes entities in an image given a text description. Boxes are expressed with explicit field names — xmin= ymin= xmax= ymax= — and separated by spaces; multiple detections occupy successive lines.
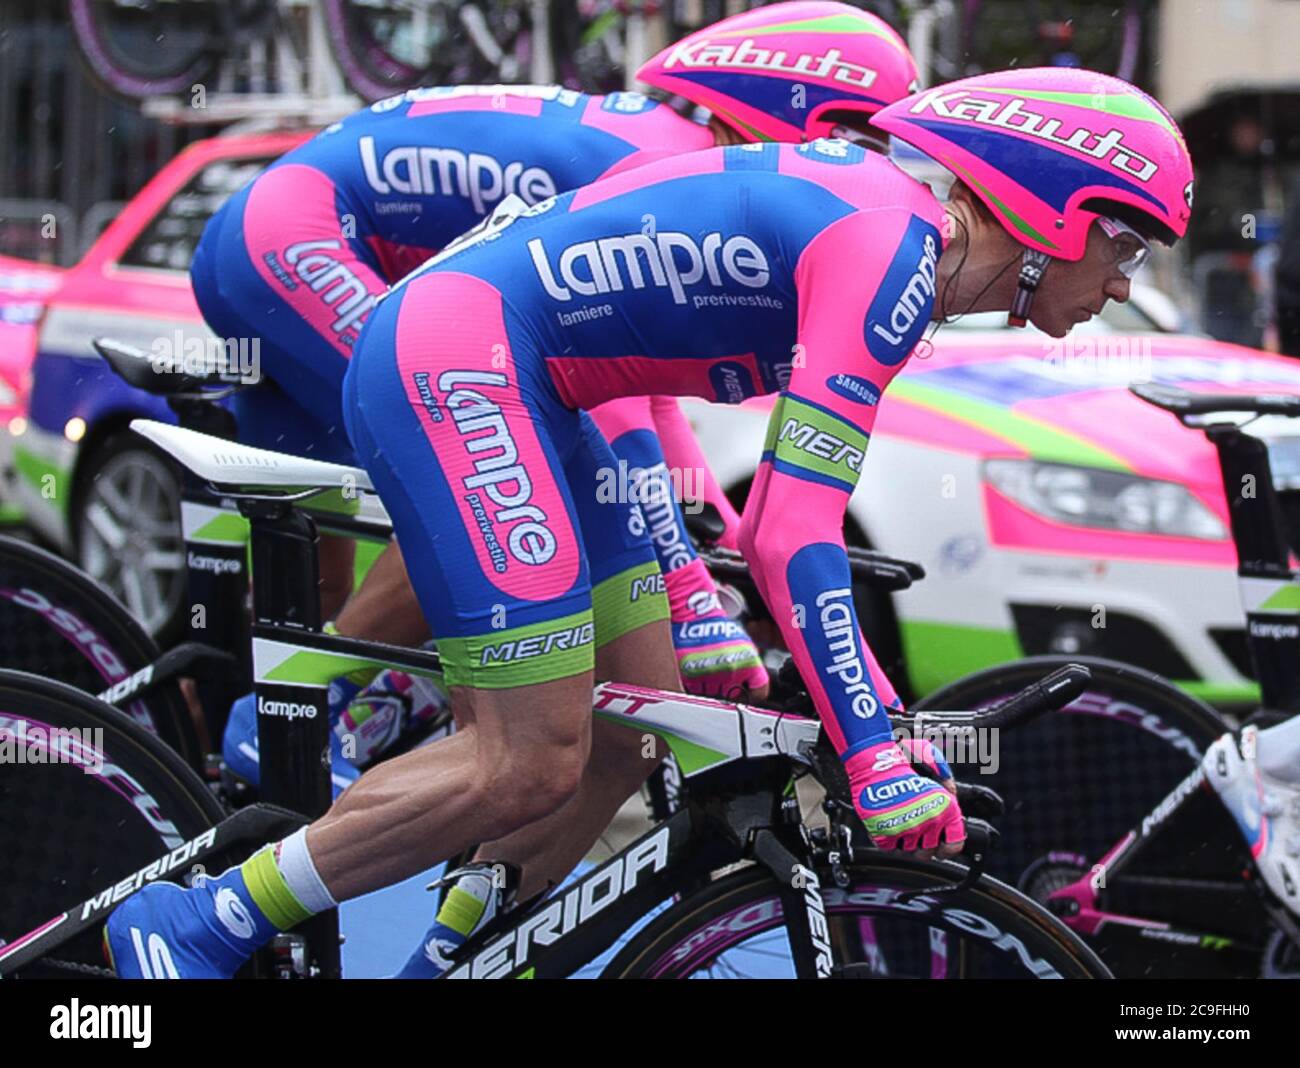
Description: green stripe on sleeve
xmin=763 ymin=395 xmax=869 ymax=484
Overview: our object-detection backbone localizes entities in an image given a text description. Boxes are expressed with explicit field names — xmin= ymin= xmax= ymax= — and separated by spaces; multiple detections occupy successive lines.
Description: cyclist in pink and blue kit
xmin=192 ymin=5 xmax=921 ymax=789
xmin=109 ymin=67 xmax=1195 ymax=978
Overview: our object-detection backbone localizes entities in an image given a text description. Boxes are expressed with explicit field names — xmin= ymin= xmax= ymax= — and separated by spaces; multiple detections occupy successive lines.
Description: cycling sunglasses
xmin=1096 ymin=215 xmax=1151 ymax=278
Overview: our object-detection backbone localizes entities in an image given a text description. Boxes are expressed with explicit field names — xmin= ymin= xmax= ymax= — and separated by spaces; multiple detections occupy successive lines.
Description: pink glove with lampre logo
xmin=666 ymin=558 xmax=769 ymax=699
xmin=845 ymin=740 xmax=965 ymax=852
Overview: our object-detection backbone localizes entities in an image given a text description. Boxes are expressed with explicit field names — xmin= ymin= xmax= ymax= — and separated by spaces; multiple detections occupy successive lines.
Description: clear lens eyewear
xmin=1097 ymin=215 xmax=1151 ymax=278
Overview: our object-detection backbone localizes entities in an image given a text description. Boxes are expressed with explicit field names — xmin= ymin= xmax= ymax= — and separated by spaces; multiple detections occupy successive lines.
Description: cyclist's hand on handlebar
xmin=846 ymin=741 xmax=965 ymax=860
xmin=898 ymin=736 xmax=957 ymax=794
xmin=666 ymin=559 xmax=769 ymax=700
xmin=674 ymin=623 xmax=770 ymax=700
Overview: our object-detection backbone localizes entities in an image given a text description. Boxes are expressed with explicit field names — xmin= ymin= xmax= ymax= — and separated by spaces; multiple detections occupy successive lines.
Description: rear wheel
xmin=0 ymin=671 xmax=224 ymax=977
xmin=69 ymin=0 xmax=221 ymax=100
xmin=603 ymin=856 xmax=1109 ymax=978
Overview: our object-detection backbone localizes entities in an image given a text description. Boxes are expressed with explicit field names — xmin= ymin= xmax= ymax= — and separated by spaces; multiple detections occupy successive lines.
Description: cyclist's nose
xmin=1104 ymin=276 xmax=1131 ymax=304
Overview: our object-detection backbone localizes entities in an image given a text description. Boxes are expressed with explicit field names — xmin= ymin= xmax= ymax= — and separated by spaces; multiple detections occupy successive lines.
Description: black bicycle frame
xmin=0 ymin=805 xmax=307 ymax=976
xmin=438 ymin=762 xmax=829 ymax=980
xmin=1207 ymin=422 xmax=1300 ymax=716
xmin=172 ymin=395 xmax=252 ymax=747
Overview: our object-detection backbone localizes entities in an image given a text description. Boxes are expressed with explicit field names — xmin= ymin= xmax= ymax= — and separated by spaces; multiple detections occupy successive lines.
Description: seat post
xmin=171 ymin=397 xmax=251 ymax=747
xmin=245 ymin=499 xmax=329 ymax=812
xmin=1208 ymin=423 xmax=1300 ymax=716
xmin=243 ymin=496 xmax=341 ymax=978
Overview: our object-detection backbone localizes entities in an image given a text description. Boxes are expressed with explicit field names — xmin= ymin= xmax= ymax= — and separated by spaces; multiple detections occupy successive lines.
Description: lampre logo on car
xmin=864 ymin=215 xmax=940 ymax=365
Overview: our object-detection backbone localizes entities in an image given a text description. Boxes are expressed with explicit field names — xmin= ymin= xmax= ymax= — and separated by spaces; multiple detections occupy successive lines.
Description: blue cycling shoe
xmin=222 ymin=692 xmax=360 ymax=797
xmin=105 ymin=868 xmax=277 ymax=979
xmin=393 ymin=862 xmax=517 ymax=979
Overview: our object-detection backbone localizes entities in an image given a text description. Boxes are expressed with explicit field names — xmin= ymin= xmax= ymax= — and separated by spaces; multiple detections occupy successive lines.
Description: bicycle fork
xmin=750 ymin=827 xmax=835 ymax=979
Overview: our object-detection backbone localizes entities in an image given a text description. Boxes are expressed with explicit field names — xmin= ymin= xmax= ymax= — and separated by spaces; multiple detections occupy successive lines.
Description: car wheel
xmin=724 ymin=477 xmax=910 ymax=703
xmin=72 ymin=434 xmax=186 ymax=640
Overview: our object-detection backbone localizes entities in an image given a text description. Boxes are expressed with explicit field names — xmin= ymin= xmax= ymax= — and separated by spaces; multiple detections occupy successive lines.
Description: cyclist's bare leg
xmin=332 ymin=537 xmax=430 ymax=646
xmin=473 ymin=618 xmax=682 ymax=900
xmin=305 ymin=672 xmax=592 ymax=901
xmin=317 ymin=533 xmax=357 ymax=623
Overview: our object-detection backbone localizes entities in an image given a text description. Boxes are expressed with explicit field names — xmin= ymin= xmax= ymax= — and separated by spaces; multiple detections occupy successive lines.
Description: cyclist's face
xmin=1030 ymin=223 xmax=1133 ymax=337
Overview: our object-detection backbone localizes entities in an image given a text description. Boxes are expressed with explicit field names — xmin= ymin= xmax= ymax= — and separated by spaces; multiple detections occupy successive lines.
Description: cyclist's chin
xmin=1030 ymin=311 xmax=1072 ymax=338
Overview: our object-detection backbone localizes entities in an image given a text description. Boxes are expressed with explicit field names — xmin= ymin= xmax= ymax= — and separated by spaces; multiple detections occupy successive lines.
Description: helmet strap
xmin=1008 ymin=249 xmax=1051 ymax=328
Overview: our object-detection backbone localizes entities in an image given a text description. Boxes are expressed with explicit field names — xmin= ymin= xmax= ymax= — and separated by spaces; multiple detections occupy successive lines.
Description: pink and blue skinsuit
xmin=190 ymin=85 xmax=711 ymax=465
xmin=191 ymin=85 xmax=762 ymax=695
xmin=343 ymin=140 xmax=964 ymax=847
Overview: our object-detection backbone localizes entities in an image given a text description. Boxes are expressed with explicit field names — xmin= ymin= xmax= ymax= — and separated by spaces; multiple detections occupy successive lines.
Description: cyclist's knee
xmin=482 ymin=738 xmax=587 ymax=829
xmin=592 ymin=719 xmax=662 ymax=784
xmin=595 ymin=620 xmax=681 ymax=692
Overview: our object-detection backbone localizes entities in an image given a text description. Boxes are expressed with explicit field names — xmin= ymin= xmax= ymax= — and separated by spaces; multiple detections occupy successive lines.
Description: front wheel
xmin=602 ymin=855 xmax=1110 ymax=978
xmin=0 ymin=670 xmax=224 ymax=977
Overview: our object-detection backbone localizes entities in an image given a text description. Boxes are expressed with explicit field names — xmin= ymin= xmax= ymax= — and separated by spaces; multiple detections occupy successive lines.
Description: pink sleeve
xmin=587 ymin=395 xmax=655 ymax=443
xmin=649 ymin=396 xmax=743 ymax=549
xmin=738 ymin=207 xmax=942 ymax=761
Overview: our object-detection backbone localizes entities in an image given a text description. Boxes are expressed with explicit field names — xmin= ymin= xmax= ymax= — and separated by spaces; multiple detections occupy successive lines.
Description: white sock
xmin=277 ymin=827 xmax=338 ymax=914
xmin=1258 ymin=715 xmax=1300 ymax=783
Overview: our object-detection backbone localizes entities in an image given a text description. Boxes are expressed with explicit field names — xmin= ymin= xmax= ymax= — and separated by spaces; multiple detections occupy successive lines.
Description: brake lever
xmin=896 ymin=819 xmax=998 ymax=902
xmin=820 ymin=798 xmax=857 ymax=888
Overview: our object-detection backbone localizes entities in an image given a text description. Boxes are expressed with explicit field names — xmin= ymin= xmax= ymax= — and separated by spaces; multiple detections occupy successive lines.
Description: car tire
xmin=71 ymin=433 xmax=187 ymax=643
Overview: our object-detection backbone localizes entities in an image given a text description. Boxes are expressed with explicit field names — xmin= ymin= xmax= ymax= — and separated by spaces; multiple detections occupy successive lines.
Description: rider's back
xmin=274 ymin=85 xmax=714 ymax=278
xmin=399 ymin=139 xmax=945 ymax=408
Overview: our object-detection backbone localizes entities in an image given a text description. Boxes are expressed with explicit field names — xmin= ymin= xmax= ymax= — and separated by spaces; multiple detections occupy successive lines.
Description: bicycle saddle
xmin=130 ymin=418 xmax=372 ymax=497
xmin=1131 ymin=382 xmax=1300 ymax=421
xmin=94 ymin=336 xmax=262 ymax=395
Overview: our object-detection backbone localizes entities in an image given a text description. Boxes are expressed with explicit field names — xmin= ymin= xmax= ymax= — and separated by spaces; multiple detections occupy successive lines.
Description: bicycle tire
xmin=0 ymin=535 xmax=200 ymax=769
xmin=602 ymin=854 xmax=1110 ymax=978
xmin=0 ymin=670 xmax=225 ymax=977
xmin=68 ymin=0 xmax=221 ymax=101
xmin=324 ymin=0 xmax=518 ymax=102
xmin=912 ymin=656 xmax=1252 ymax=934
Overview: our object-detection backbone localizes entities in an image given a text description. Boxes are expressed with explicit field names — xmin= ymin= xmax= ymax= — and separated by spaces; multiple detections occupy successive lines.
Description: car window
xmin=118 ymin=156 xmax=274 ymax=272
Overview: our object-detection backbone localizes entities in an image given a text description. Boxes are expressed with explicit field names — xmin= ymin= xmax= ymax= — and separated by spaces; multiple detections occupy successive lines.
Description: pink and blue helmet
xmin=871 ymin=67 xmax=1195 ymax=261
xmin=636 ymin=1 xmax=919 ymax=143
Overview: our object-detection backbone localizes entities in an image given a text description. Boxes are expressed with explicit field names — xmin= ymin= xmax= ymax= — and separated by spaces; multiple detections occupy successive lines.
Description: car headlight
xmin=983 ymin=459 xmax=1226 ymax=540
